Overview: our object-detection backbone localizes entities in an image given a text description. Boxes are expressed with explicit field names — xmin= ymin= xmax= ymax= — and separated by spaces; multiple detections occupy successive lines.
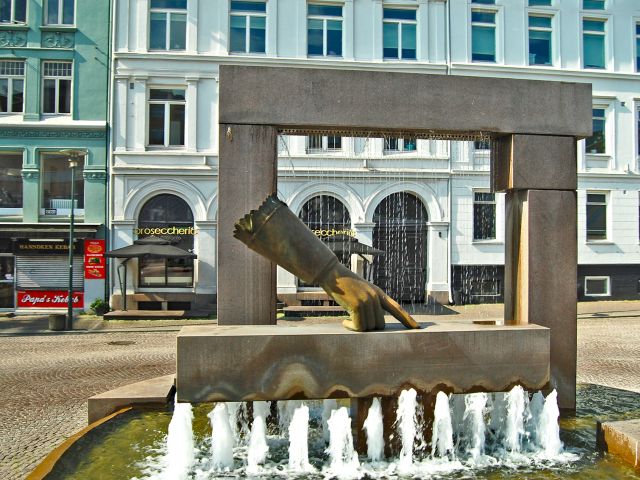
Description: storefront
xmin=0 ymin=225 xmax=101 ymax=312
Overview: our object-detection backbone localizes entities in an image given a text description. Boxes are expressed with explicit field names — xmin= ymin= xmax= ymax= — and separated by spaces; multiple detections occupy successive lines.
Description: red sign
xmin=17 ymin=291 xmax=84 ymax=308
xmin=84 ymin=239 xmax=106 ymax=279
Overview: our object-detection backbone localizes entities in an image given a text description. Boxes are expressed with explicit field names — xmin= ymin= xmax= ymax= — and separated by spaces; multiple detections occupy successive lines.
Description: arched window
xmin=373 ymin=192 xmax=427 ymax=302
xmin=298 ymin=194 xmax=352 ymax=286
xmin=137 ymin=194 xmax=194 ymax=287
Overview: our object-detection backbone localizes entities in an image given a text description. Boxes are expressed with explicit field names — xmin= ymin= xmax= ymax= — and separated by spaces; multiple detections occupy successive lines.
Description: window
xmin=472 ymin=0 xmax=495 ymax=4
xmin=636 ymin=23 xmax=640 ymax=71
xmin=637 ymin=105 xmax=640 ymax=158
xmin=307 ymin=4 xmax=342 ymax=57
xmin=42 ymin=61 xmax=72 ymax=115
xmin=583 ymin=0 xmax=605 ymax=10
xmin=528 ymin=15 xmax=552 ymax=66
xmin=41 ymin=153 xmax=84 ymax=212
xmin=586 ymin=192 xmax=607 ymax=240
xmin=474 ymin=140 xmax=490 ymax=151
xmin=230 ymin=1 xmax=266 ymax=54
xmin=149 ymin=0 xmax=186 ymax=51
xmin=138 ymin=194 xmax=194 ymax=288
xmin=471 ymin=10 xmax=496 ymax=62
xmin=383 ymin=8 xmax=416 ymax=60
xmin=384 ymin=137 xmax=416 ymax=153
xmin=529 ymin=0 xmax=552 ymax=5
xmin=45 ymin=0 xmax=74 ymax=25
xmin=0 ymin=60 xmax=24 ymax=114
xmin=306 ymin=135 xmax=342 ymax=153
xmin=586 ymin=108 xmax=606 ymax=154
xmin=0 ymin=0 xmax=26 ymax=23
xmin=148 ymin=88 xmax=185 ymax=147
xmin=0 ymin=154 xmax=22 ymax=209
xmin=583 ymin=19 xmax=606 ymax=69
xmin=585 ymin=277 xmax=610 ymax=296
xmin=473 ymin=191 xmax=496 ymax=240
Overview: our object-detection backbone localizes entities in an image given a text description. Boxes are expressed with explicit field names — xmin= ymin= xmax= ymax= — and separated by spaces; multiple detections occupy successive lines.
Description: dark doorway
xmin=373 ymin=192 xmax=427 ymax=302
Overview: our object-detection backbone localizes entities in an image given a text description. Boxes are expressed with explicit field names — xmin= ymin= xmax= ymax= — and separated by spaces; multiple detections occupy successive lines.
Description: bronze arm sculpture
xmin=234 ymin=195 xmax=419 ymax=332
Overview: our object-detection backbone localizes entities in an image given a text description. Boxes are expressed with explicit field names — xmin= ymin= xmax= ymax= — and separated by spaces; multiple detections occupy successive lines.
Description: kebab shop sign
xmin=17 ymin=291 xmax=84 ymax=308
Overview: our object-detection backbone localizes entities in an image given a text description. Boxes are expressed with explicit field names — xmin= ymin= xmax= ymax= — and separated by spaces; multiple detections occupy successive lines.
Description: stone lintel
xmin=176 ymin=323 xmax=550 ymax=403
xmin=219 ymin=65 xmax=592 ymax=138
xmin=597 ymin=419 xmax=640 ymax=470
xmin=505 ymin=190 xmax=577 ymax=410
xmin=492 ymin=134 xmax=577 ymax=192
xmin=217 ymin=123 xmax=278 ymax=325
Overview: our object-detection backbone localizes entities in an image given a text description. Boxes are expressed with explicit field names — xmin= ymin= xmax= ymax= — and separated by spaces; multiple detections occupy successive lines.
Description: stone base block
xmin=87 ymin=374 xmax=175 ymax=424
xmin=597 ymin=419 xmax=640 ymax=470
xmin=176 ymin=322 xmax=550 ymax=403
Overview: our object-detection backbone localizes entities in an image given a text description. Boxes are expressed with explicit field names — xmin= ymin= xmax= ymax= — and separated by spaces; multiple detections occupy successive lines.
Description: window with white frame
xmin=230 ymin=1 xmax=266 ymax=54
xmin=471 ymin=0 xmax=495 ymax=4
xmin=383 ymin=8 xmax=416 ymax=60
xmin=41 ymin=152 xmax=84 ymax=212
xmin=148 ymin=88 xmax=185 ymax=147
xmin=528 ymin=15 xmax=552 ymax=66
xmin=583 ymin=0 xmax=605 ymax=10
xmin=529 ymin=0 xmax=552 ymax=5
xmin=473 ymin=191 xmax=496 ymax=240
xmin=586 ymin=107 xmax=606 ymax=154
xmin=636 ymin=22 xmax=640 ymax=72
xmin=0 ymin=0 xmax=26 ymax=23
xmin=149 ymin=0 xmax=186 ymax=51
xmin=0 ymin=60 xmax=24 ymax=114
xmin=584 ymin=276 xmax=610 ymax=296
xmin=306 ymin=135 xmax=342 ymax=153
xmin=471 ymin=10 xmax=496 ymax=62
xmin=586 ymin=192 xmax=608 ymax=241
xmin=583 ymin=19 xmax=606 ymax=69
xmin=45 ymin=0 xmax=74 ymax=25
xmin=474 ymin=140 xmax=490 ymax=151
xmin=384 ymin=137 xmax=416 ymax=153
xmin=307 ymin=3 xmax=342 ymax=57
xmin=42 ymin=61 xmax=72 ymax=115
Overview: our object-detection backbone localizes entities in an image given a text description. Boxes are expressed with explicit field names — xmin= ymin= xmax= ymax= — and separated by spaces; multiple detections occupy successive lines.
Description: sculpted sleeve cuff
xmin=233 ymin=195 xmax=339 ymax=285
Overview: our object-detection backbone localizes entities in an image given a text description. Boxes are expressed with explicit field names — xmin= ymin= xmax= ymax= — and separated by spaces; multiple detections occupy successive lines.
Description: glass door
xmin=0 ymin=255 xmax=15 ymax=309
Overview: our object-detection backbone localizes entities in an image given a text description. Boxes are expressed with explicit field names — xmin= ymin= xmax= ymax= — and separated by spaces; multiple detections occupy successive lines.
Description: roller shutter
xmin=16 ymin=256 xmax=83 ymax=290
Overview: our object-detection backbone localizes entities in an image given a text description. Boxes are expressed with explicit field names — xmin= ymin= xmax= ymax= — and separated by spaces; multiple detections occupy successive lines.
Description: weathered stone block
xmin=219 ymin=66 xmax=592 ymax=138
xmin=492 ymin=135 xmax=577 ymax=191
xmin=176 ymin=322 xmax=550 ymax=403
xmin=597 ymin=419 xmax=640 ymax=470
xmin=505 ymin=190 xmax=577 ymax=410
xmin=218 ymin=124 xmax=278 ymax=325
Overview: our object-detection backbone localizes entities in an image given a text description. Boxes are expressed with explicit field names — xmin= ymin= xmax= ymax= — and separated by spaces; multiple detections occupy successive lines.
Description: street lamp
xmin=60 ymin=149 xmax=86 ymax=331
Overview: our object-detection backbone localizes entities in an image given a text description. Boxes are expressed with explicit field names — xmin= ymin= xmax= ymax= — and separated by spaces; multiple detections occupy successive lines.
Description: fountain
xmin=32 ymin=66 xmax=640 ymax=479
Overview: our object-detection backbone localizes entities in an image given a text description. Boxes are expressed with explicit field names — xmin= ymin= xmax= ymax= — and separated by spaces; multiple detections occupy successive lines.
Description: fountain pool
xmin=42 ymin=384 xmax=640 ymax=479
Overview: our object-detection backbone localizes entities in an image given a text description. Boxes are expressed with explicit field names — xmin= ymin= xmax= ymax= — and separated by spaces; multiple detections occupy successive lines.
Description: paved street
xmin=0 ymin=301 xmax=639 ymax=479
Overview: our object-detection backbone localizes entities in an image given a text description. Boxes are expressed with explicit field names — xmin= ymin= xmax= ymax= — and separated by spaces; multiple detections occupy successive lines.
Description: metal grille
xmin=279 ymin=128 xmax=494 ymax=142
xmin=0 ymin=61 xmax=25 ymax=76
xmin=16 ymin=256 xmax=83 ymax=290
xmin=43 ymin=61 xmax=72 ymax=77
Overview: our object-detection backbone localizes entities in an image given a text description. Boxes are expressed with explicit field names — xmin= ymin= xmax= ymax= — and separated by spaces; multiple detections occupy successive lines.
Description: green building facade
xmin=0 ymin=0 xmax=110 ymax=312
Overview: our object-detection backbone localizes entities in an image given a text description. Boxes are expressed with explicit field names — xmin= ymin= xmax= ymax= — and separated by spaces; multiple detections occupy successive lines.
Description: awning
xmin=323 ymin=235 xmax=384 ymax=256
xmin=0 ymin=223 xmax=101 ymax=239
xmin=105 ymin=236 xmax=196 ymax=259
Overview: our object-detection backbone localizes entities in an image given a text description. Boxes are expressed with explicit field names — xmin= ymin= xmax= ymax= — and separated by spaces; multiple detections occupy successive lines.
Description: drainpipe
xmin=445 ymin=0 xmax=454 ymax=304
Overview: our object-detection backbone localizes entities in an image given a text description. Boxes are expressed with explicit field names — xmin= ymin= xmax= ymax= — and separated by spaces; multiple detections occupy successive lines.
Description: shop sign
xmin=84 ymin=239 xmax=106 ymax=280
xmin=312 ymin=228 xmax=357 ymax=238
xmin=17 ymin=290 xmax=84 ymax=308
xmin=14 ymin=240 xmax=82 ymax=255
xmin=134 ymin=227 xmax=198 ymax=236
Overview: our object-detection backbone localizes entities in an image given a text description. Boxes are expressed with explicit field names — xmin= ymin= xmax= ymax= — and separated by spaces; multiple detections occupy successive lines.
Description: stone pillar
xmin=132 ymin=76 xmax=148 ymax=151
xmin=426 ymin=221 xmax=450 ymax=304
xmin=135 ymin=0 xmax=149 ymax=52
xmin=494 ymin=134 xmax=578 ymax=410
xmin=186 ymin=0 xmax=198 ymax=53
xmin=266 ymin=0 xmax=277 ymax=56
xmin=113 ymin=76 xmax=129 ymax=151
xmin=218 ymin=124 xmax=278 ymax=325
xmin=343 ymin=0 xmax=355 ymax=60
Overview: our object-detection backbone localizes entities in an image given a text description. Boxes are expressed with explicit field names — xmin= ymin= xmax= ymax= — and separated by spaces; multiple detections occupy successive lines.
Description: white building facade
xmin=109 ymin=0 xmax=640 ymax=311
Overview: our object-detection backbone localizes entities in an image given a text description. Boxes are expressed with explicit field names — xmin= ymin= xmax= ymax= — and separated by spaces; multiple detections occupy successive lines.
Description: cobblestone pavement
xmin=0 ymin=302 xmax=639 ymax=479
xmin=0 ymin=332 xmax=176 ymax=480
